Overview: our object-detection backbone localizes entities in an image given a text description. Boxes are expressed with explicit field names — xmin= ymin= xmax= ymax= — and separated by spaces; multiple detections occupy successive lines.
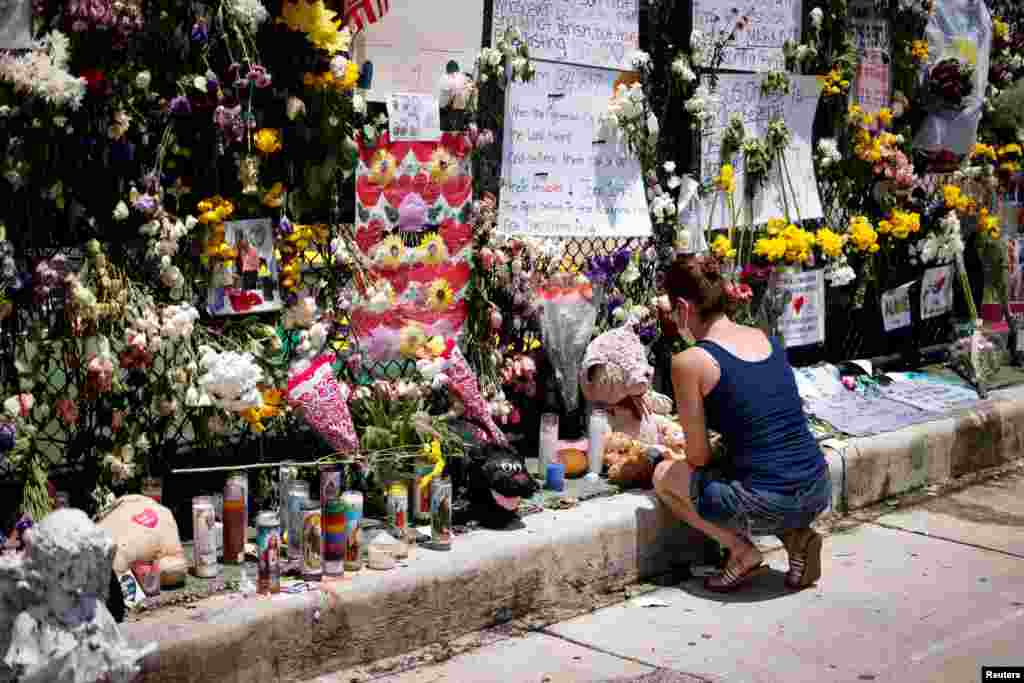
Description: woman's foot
xmin=779 ymin=528 xmax=823 ymax=590
xmin=704 ymin=542 xmax=766 ymax=593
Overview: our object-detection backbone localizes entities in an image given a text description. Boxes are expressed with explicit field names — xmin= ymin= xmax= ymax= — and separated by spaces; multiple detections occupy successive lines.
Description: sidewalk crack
xmin=866 ymin=521 xmax=1024 ymax=559
xmin=539 ymin=629 xmax=717 ymax=683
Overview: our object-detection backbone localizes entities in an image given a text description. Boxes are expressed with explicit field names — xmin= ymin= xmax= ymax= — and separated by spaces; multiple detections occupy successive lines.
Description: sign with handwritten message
xmin=853 ymin=49 xmax=891 ymax=114
xmin=491 ymin=0 xmax=639 ymax=71
xmin=693 ymin=74 xmax=823 ymax=231
xmin=363 ymin=50 xmax=478 ymax=102
xmin=692 ymin=0 xmax=801 ymax=72
xmin=778 ymin=269 xmax=825 ymax=347
xmin=850 ymin=0 xmax=891 ymax=54
xmin=882 ymin=281 xmax=913 ymax=332
xmin=498 ymin=61 xmax=651 ymax=237
xmin=921 ymin=265 xmax=953 ymax=320
xmin=387 ymin=93 xmax=442 ymax=141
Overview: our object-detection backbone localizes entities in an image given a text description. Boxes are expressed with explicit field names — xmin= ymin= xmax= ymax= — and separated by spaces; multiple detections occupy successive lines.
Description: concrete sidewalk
xmin=123 ymin=385 xmax=1024 ymax=683
xmin=310 ymin=468 xmax=1024 ymax=683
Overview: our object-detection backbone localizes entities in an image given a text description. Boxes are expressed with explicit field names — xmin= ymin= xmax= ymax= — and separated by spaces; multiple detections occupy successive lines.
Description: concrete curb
xmin=123 ymin=390 xmax=1024 ymax=683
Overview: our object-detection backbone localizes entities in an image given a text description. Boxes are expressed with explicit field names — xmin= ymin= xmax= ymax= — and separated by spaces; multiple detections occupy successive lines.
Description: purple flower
xmin=169 ymin=95 xmax=192 ymax=115
xmin=0 ymin=422 xmax=15 ymax=453
xmin=191 ymin=19 xmax=209 ymax=43
xmin=612 ymin=248 xmax=631 ymax=273
xmin=277 ymin=216 xmax=293 ymax=237
xmin=132 ymin=193 xmax=159 ymax=214
xmin=206 ymin=76 xmax=220 ymax=96
xmin=637 ymin=324 xmax=657 ymax=344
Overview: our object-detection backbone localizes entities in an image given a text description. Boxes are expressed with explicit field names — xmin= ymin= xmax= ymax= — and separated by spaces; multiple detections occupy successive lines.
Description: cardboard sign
xmin=692 ymin=0 xmax=800 ymax=72
xmin=778 ymin=269 xmax=826 ymax=348
xmin=497 ymin=61 xmax=651 ymax=237
xmin=921 ymin=265 xmax=953 ymax=320
xmin=492 ymin=0 xmax=639 ymax=71
xmin=882 ymin=281 xmax=913 ymax=332
xmin=387 ymin=93 xmax=442 ymax=141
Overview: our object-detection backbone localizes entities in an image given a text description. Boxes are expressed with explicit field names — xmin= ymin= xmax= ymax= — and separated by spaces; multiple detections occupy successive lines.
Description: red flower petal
xmin=441 ymin=175 xmax=472 ymax=207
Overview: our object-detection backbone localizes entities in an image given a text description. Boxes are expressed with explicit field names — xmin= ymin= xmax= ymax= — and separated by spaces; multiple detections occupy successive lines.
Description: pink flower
xmin=508 ymin=408 xmax=521 ymax=425
xmin=56 ymin=399 xmax=79 ymax=426
xmin=87 ymin=356 xmax=114 ymax=393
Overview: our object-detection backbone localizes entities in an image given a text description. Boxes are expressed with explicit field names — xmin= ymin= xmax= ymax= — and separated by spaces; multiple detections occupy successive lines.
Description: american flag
xmin=343 ymin=0 xmax=390 ymax=31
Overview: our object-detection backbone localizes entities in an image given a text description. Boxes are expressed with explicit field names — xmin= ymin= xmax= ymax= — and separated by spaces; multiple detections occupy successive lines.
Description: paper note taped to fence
xmin=882 ymin=282 xmax=913 ymax=332
xmin=498 ymin=61 xmax=651 ymax=237
xmin=778 ymin=269 xmax=825 ymax=348
xmin=692 ymin=0 xmax=801 ymax=72
xmin=492 ymin=0 xmax=639 ymax=71
xmin=688 ymin=73 xmax=823 ymax=232
xmin=921 ymin=265 xmax=953 ymax=320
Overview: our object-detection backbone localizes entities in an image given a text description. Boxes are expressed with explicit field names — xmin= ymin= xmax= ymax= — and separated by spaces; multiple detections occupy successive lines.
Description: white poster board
xmin=491 ymin=0 xmax=639 ymax=71
xmin=387 ymin=93 xmax=442 ymax=141
xmin=692 ymin=0 xmax=800 ymax=72
xmin=356 ymin=0 xmax=484 ymax=101
xmin=497 ymin=61 xmax=651 ymax=237
xmin=693 ymin=74 xmax=824 ymax=231
xmin=779 ymin=269 xmax=825 ymax=347
xmin=921 ymin=265 xmax=954 ymax=320
xmin=881 ymin=281 xmax=913 ymax=332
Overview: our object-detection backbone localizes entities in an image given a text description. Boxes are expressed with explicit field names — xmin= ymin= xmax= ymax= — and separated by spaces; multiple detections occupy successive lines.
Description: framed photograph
xmin=207 ymin=218 xmax=283 ymax=315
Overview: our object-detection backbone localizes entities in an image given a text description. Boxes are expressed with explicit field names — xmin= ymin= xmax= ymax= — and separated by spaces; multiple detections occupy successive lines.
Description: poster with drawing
xmin=920 ymin=265 xmax=953 ymax=320
xmin=881 ymin=282 xmax=913 ymax=332
xmin=207 ymin=218 xmax=282 ymax=315
xmin=387 ymin=93 xmax=442 ymax=141
xmin=778 ymin=269 xmax=825 ymax=347
xmin=0 ymin=0 xmax=33 ymax=49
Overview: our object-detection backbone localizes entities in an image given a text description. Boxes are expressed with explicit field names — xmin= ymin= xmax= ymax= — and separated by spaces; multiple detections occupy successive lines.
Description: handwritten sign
xmin=692 ymin=0 xmax=801 ymax=72
xmin=0 ymin=0 xmax=32 ymax=49
xmin=497 ymin=62 xmax=651 ymax=237
xmin=692 ymin=74 xmax=824 ymax=230
xmin=882 ymin=379 xmax=978 ymax=413
xmin=363 ymin=50 xmax=478 ymax=102
xmin=387 ymin=93 xmax=442 ymax=141
xmin=850 ymin=0 xmax=891 ymax=54
xmin=804 ymin=392 xmax=941 ymax=436
xmin=853 ymin=49 xmax=891 ymax=114
xmin=882 ymin=282 xmax=913 ymax=332
xmin=491 ymin=0 xmax=639 ymax=71
xmin=779 ymin=269 xmax=825 ymax=348
xmin=921 ymin=265 xmax=953 ymax=320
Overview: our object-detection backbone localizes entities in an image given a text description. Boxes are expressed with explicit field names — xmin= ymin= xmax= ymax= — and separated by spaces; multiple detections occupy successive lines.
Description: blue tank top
xmin=696 ymin=336 xmax=825 ymax=493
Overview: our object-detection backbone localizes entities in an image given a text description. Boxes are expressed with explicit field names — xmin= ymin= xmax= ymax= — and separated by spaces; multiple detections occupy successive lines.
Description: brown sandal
xmin=784 ymin=530 xmax=823 ymax=590
xmin=705 ymin=546 xmax=768 ymax=593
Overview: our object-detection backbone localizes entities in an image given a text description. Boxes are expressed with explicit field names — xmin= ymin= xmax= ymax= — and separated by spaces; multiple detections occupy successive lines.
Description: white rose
xmin=113 ymin=201 xmax=130 ymax=221
xmin=810 ymin=7 xmax=824 ymax=28
xmin=193 ymin=75 xmax=208 ymax=92
xmin=135 ymin=70 xmax=152 ymax=90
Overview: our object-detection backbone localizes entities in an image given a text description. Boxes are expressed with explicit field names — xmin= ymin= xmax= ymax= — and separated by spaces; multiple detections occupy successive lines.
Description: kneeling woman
xmin=649 ymin=254 xmax=831 ymax=592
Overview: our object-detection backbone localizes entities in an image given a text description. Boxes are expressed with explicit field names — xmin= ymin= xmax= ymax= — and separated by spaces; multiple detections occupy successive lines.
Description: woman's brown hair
xmin=664 ymin=254 xmax=738 ymax=318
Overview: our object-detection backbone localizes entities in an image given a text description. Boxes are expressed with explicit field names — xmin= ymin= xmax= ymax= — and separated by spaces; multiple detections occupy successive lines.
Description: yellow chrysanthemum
xmin=911 ymin=40 xmax=929 ymax=62
xmin=276 ymin=0 xmax=353 ymax=55
xmin=848 ymin=216 xmax=880 ymax=253
xmin=889 ymin=209 xmax=921 ymax=240
xmin=338 ymin=60 xmax=360 ymax=91
xmin=254 ymin=128 xmax=282 ymax=155
xmin=377 ymin=235 xmax=405 ymax=270
xmin=877 ymin=108 xmax=893 ymax=127
xmin=766 ymin=217 xmax=787 ymax=235
xmin=419 ymin=233 xmax=449 ymax=265
xmin=999 ymin=143 xmax=1022 ymax=158
xmin=427 ymin=278 xmax=455 ymax=311
xmin=711 ymin=235 xmax=736 ymax=260
xmin=822 ymin=68 xmax=849 ymax=97
xmin=979 ymin=207 xmax=1001 ymax=240
xmin=971 ymin=143 xmax=998 ymax=162
xmin=754 ymin=236 xmax=787 ymax=262
xmin=943 ymin=185 xmax=972 ymax=213
xmin=815 ymin=227 xmax=844 ymax=259
xmin=994 ymin=18 xmax=1010 ymax=41
xmin=369 ymin=148 xmax=398 ymax=186
xmin=781 ymin=224 xmax=816 ymax=264
xmin=715 ymin=164 xmax=735 ymax=195
xmin=428 ymin=147 xmax=457 ymax=184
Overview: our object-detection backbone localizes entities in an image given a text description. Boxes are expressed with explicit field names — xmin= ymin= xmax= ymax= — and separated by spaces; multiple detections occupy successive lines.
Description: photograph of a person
xmin=207 ymin=218 xmax=282 ymax=315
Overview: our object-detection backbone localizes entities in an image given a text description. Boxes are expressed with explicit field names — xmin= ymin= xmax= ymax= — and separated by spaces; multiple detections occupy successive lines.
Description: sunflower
xmin=418 ymin=233 xmax=449 ymax=265
xmin=376 ymin=235 xmax=405 ymax=270
xmin=428 ymin=147 xmax=456 ymax=184
xmin=369 ymin=148 xmax=398 ymax=186
xmin=427 ymin=278 xmax=455 ymax=311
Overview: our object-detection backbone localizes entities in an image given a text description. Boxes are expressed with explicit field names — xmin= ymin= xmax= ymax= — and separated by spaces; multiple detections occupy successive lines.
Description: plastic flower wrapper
xmin=287 ymin=351 xmax=359 ymax=453
xmin=948 ymin=319 xmax=1002 ymax=399
xmin=537 ymin=273 xmax=599 ymax=412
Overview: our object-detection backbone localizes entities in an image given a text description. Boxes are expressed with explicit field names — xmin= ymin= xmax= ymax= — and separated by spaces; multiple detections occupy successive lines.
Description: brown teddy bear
xmin=603 ymin=431 xmax=687 ymax=488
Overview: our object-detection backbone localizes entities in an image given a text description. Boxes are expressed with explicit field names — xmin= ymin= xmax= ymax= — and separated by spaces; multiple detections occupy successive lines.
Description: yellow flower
xmin=337 ymin=60 xmax=360 ymax=91
xmin=754 ymin=236 xmax=787 ymax=262
xmin=781 ymin=224 xmax=816 ymax=264
xmin=399 ymin=323 xmax=428 ymax=358
xmin=262 ymin=182 xmax=285 ymax=208
xmin=369 ymin=148 xmax=398 ymax=186
xmin=377 ymin=235 xmax=405 ymax=270
xmin=715 ymin=164 xmax=735 ymax=195
xmin=428 ymin=147 xmax=457 ymax=184
xmin=911 ymin=40 xmax=929 ymax=62
xmin=427 ymin=278 xmax=455 ymax=311
xmin=943 ymin=185 xmax=972 ymax=213
xmin=822 ymin=68 xmax=849 ymax=97
xmin=419 ymin=233 xmax=449 ymax=265
xmin=971 ymin=143 xmax=998 ymax=162
xmin=254 ymin=128 xmax=282 ymax=155
xmin=877 ymin=108 xmax=893 ymax=127
xmin=848 ymin=216 xmax=880 ymax=253
xmin=999 ymin=143 xmax=1022 ymax=159
xmin=1001 ymin=161 xmax=1021 ymax=174
xmin=711 ymin=235 xmax=736 ymax=260
xmin=276 ymin=0 xmax=353 ymax=55
xmin=815 ymin=227 xmax=844 ymax=259
xmin=766 ymin=217 xmax=787 ymax=235
xmin=994 ymin=18 xmax=1010 ymax=41
xmin=979 ymin=207 xmax=1001 ymax=240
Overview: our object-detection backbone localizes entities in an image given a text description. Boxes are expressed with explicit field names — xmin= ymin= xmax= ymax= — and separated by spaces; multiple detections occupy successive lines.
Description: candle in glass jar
xmin=286 ymin=481 xmax=309 ymax=563
xmin=538 ymin=413 xmax=559 ymax=479
xmin=223 ymin=472 xmax=248 ymax=564
xmin=342 ymin=491 xmax=363 ymax=571
xmin=587 ymin=409 xmax=610 ymax=475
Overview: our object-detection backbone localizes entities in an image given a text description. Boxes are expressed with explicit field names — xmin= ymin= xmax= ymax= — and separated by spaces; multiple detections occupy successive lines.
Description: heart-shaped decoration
xmin=412 ymin=173 xmax=442 ymax=205
xmin=441 ymin=175 xmax=472 ymax=207
xmin=355 ymin=219 xmax=385 ymax=253
xmin=356 ymin=176 xmax=384 ymax=208
xmin=383 ymin=174 xmax=414 ymax=208
xmin=132 ymin=508 xmax=159 ymax=529
xmin=793 ymin=295 xmax=806 ymax=315
xmin=440 ymin=218 xmax=473 ymax=255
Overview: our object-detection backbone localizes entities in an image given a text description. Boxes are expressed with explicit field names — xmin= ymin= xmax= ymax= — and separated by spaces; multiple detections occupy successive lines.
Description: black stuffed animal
xmin=464 ymin=444 xmax=538 ymax=529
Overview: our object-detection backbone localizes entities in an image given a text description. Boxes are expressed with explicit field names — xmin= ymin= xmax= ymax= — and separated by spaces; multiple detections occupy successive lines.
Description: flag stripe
xmin=344 ymin=0 xmax=389 ymax=29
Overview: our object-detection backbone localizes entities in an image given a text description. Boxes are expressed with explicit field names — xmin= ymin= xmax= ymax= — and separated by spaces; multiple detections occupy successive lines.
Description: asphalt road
xmin=308 ymin=469 xmax=1024 ymax=683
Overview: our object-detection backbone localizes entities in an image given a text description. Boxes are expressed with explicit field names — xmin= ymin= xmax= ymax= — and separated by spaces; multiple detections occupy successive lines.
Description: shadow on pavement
xmin=673 ymin=567 xmax=795 ymax=603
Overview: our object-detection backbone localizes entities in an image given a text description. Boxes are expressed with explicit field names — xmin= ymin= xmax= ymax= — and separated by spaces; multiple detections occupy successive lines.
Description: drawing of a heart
xmin=132 ymin=509 xmax=159 ymax=529
xmin=793 ymin=296 xmax=806 ymax=315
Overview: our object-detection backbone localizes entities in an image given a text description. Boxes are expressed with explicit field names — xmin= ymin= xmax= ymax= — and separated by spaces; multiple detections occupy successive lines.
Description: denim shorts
xmin=690 ymin=465 xmax=832 ymax=537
